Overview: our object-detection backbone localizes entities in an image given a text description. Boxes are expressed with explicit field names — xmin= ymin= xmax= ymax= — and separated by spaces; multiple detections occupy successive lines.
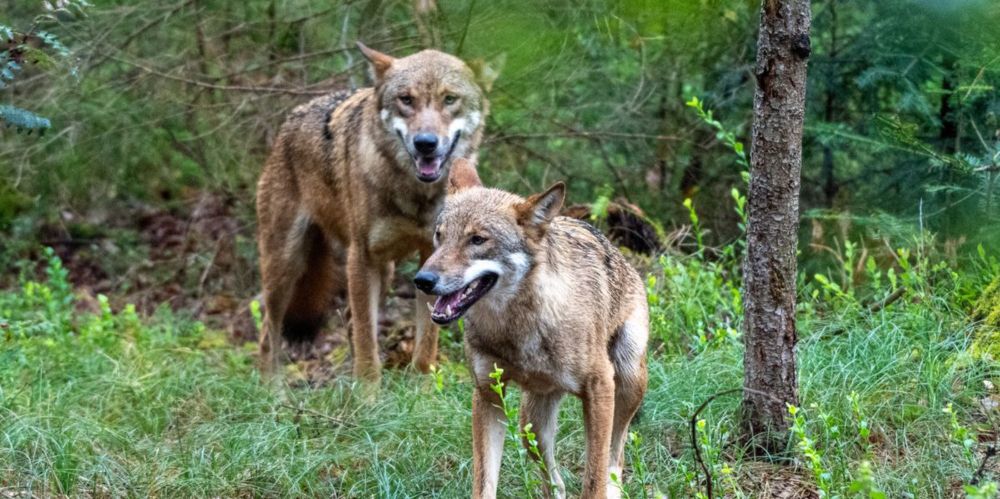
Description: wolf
xmin=414 ymin=168 xmax=649 ymax=499
xmin=255 ymin=42 xmax=493 ymax=380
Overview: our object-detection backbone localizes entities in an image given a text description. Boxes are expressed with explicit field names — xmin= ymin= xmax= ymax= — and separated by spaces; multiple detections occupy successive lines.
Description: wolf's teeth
xmin=469 ymin=280 xmax=479 ymax=290
xmin=446 ymin=305 xmax=453 ymax=316
xmin=426 ymin=302 xmax=434 ymax=313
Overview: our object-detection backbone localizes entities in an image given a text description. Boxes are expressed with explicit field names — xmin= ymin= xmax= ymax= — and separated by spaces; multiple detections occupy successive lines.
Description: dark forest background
xmin=3 ymin=0 xmax=998 ymax=260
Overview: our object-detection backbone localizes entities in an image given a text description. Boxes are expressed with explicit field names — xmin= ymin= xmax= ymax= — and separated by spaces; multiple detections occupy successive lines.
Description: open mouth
xmin=415 ymin=155 xmax=444 ymax=182
xmin=411 ymin=131 xmax=461 ymax=183
xmin=430 ymin=272 xmax=498 ymax=324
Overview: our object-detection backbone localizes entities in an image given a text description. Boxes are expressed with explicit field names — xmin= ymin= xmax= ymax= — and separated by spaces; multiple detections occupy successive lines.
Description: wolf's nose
xmin=413 ymin=271 xmax=439 ymax=293
xmin=413 ymin=133 xmax=439 ymax=155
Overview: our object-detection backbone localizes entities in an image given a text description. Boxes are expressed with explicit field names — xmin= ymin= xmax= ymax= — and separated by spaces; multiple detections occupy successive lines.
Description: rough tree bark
xmin=741 ymin=0 xmax=812 ymax=454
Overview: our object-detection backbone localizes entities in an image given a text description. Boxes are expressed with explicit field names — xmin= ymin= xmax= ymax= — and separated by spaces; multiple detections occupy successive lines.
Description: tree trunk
xmin=741 ymin=0 xmax=811 ymax=455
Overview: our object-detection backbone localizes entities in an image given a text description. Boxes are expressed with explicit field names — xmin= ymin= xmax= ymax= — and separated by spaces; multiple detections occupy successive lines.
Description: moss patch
xmin=971 ymin=274 xmax=1000 ymax=359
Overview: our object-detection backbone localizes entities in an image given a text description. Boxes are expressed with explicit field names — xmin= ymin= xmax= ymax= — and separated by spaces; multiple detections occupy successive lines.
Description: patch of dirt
xmin=734 ymin=461 xmax=818 ymax=498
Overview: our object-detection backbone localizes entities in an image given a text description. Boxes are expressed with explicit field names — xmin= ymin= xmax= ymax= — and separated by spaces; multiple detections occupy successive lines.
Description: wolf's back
xmin=280 ymin=89 xmax=358 ymax=149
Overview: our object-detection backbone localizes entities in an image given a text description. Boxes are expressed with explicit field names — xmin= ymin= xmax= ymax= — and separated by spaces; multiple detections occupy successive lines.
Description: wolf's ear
xmin=468 ymin=53 xmax=505 ymax=93
xmin=448 ymin=158 xmax=483 ymax=194
xmin=516 ymin=182 xmax=565 ymax=227
xmin=357 ymin=41 xmax=395 ymax=82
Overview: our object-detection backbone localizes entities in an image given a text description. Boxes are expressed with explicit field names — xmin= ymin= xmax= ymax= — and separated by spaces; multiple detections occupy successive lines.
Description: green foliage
xmin=249 ymin=298 xmax=263 ymax=333
xmin=789 ymin=404 xmax=833 ymax=498
xmin=428 ymin=363 xmax=444 ymax=394
xmin=685 ymin=96 xmax=749 ymax=171
xmin=975 ymin=273 xmax=1000 ymax=330
xmin=0 ymin=238 xmax=995 ymax=496
xmin=640 ymin=227 xmax=996 ymax=497
xmin=646 ymin=254 xmax=742 ymax=354
xmin=943 ymin=402 xmax=977 ymax=470
xmin=682 ymin=197 xmax=703 ymax=253
xmin=966 ymin=482 xmax=1000 ymax=499
xmin=0 ymin=2 xmax=86 ymax=134
xmin=590 ymin=184 xmax=614 ymax=223
xmin=686 ymin=97 xmax=749 ymax=260
xmin=848 ymin=461 xmax=886 ymax=499
xmin=848 ymin=391 xmax=872 ymax=457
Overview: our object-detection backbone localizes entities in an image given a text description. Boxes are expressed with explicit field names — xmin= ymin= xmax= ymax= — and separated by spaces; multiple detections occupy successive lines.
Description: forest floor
xmin=1 ymin=190 xmax=998 ymax=498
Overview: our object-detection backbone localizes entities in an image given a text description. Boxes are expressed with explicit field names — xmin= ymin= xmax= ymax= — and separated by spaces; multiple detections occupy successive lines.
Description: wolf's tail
xmin=282 ymin=223 xmax=345 ymax=342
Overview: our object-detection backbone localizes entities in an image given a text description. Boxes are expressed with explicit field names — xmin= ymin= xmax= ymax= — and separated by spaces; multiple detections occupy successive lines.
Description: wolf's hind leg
xmin=582 ymin=370 xmax=615 ymax=499
xmin=412 ymin=246 xmax=439 ymax=373
xmin=347 ymin=244 xmax=383 ymax=382
xmin=607 ymin=309 xmax=650 ymax=499
xmin=258 ymin=215 xmax=313 ymax=374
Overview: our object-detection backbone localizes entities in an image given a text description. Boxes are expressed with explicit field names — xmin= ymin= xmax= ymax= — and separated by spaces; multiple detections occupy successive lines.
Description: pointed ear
xmin=516 ymin=182 xmax=565 ymax=227
xmin=448 ymin=158 xmax=482 ymax=194
xmin=468 ymin=53 xmax=505 ymax=93
xmin=357 ymin=41 xmax=395 ymax=82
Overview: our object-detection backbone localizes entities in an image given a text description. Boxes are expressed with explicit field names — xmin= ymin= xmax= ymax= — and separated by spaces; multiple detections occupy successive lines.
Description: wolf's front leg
xmin=412 ymin=247 xmax=439 ymax=373
xmin=581 ymin=371 xmax=616 ymax=499
xmin=472 ymin=386 xmax=506 ymax=499
xmin=347 ymin=244 xmax=382 ymax=382
xmin=521 ymin=391 xmax=567 ymax=499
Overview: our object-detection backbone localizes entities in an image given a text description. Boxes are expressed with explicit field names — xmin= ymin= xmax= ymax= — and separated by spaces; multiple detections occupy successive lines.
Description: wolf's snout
xmin=412 ymin=133 xmax=439 ymax=155
xmin=413 ymin=271 xmax=439 ymax=293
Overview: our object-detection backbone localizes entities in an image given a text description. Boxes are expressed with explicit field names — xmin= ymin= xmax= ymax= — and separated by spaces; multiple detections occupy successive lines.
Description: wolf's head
xmin=358 ymin=42 xmax=496 ymax=183
xmin=414 ymin=169 xmax=565 ymax=324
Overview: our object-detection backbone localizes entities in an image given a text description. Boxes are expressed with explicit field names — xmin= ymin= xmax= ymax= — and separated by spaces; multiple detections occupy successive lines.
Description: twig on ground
xmin=868 ymin=286 xmax=907 ymax=312
xmin=690 ymin=387 xmax=789 ymax=499
xmin=972 ymin=444 xmax=998 ymax=485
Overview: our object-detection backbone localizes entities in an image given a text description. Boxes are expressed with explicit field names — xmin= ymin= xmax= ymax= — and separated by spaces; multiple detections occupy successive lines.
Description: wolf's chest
xmin=367 ymin=216 xmax=432 ymax=260
xmin=467 ymin=328 xmax=579 ymax=394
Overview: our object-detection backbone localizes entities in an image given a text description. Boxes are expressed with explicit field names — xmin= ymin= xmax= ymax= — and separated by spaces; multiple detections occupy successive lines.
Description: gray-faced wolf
xmin=256 ymin=42 xmax=495 ymax=381
xmin=415 ymin=165 xmax=649 ymax=499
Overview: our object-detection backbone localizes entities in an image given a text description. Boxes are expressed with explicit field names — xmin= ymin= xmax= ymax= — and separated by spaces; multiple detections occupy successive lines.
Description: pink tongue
xmin=433 ymin=291 xmax=464 ymax=315
xmin=418 ymin=157 xmax=441 ymax=176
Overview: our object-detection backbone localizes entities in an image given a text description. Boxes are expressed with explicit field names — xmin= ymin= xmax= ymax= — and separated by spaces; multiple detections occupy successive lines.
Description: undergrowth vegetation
xmin=2 ymin=230 xmax=998 ymax=497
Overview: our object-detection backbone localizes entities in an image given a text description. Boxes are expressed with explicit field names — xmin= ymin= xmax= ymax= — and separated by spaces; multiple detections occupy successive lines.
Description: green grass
xmin=0 ymin=249 xmax=997 ymax=498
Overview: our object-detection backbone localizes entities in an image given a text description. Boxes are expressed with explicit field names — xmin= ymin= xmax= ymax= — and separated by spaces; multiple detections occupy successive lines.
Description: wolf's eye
xmin=469 ymin=234 xmax=487 ymax=246
xmin=443 ymin=95 xmax=458 ymax=105
xmin=399 ymin=95 xmax=413 ymax=106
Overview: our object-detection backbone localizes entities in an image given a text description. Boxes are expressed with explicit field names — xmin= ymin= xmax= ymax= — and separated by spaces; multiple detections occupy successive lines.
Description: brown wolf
xmin=414 ymin=171 xmax=649 ymax=499
xmin=256 ymin=42 xmax=493 ymax=380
